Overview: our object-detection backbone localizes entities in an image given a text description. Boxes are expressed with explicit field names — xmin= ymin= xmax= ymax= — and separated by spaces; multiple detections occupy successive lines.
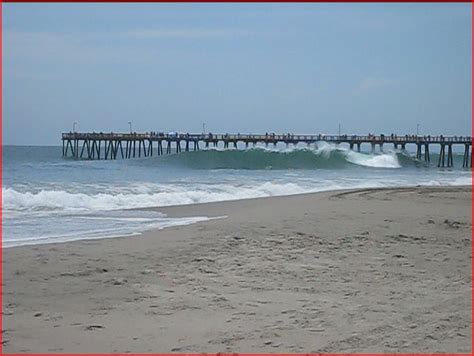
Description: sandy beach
xmin=2 ymin=185 xmax=472 ymax=353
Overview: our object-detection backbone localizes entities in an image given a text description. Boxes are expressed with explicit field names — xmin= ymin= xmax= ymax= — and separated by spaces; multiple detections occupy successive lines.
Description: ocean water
xmin=3 ymin=143 xmax=471 ymax=247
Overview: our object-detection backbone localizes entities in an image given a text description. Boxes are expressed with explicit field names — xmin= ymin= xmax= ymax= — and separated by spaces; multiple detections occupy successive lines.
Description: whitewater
xmin=3 ymin=144 xmax=471 ymax=247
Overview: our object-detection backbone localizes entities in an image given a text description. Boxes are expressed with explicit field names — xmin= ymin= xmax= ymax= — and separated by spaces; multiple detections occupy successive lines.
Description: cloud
xmin=358 ymin=76 xmax=400 ymax=91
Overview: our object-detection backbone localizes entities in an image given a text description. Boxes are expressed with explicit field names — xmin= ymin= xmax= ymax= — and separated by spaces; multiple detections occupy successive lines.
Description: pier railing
xmin=61 ymin=132 xmax=473 ymax=168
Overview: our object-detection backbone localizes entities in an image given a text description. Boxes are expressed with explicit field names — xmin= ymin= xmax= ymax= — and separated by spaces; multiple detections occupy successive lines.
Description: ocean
xmin=3 ymin=143 xmax=471 ymax=247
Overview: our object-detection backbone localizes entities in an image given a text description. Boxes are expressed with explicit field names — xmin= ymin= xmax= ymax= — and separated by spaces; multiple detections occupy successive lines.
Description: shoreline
xmin=4 ymin=183 xmax=472 ymax=249
xmin=3 ymin=185 xmax=472 ymax=353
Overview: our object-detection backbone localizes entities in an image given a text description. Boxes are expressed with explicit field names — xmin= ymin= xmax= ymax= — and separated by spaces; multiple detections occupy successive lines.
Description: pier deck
xmin=62 ymin=132 xmax=473 ymax=168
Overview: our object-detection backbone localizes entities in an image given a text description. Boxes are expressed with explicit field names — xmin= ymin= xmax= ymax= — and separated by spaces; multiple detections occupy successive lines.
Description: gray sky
xmin=3 ymin=3 xmax=472 ymax=145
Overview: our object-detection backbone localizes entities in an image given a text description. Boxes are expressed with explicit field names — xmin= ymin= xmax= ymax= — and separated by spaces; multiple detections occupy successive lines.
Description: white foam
xmin=3 ymin=215 xmax=219 ymax=248
xmin=421 ymin=176 xmax=472 ymax=186
xmin=2 ymin=182 xmax=310 ymax=213
xmin=345 ymin=150 xmax=401 ymax=168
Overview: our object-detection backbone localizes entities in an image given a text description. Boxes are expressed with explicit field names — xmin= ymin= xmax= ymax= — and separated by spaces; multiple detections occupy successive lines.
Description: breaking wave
xmin=155 ymin=143 xmax=426 ymax=170
xmin=4 ymin=174 xmax=471 ymax=215
xmin=2 ymin=182 xmax=312 ymax=213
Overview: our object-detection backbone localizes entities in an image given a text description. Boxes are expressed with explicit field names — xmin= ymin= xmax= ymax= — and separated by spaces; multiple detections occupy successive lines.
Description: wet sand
xmin=2 ymin=186 xmax=472 ymax=353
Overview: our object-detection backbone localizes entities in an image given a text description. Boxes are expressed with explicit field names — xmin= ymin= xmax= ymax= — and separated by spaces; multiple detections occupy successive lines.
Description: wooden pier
xmin=62 ymin=132 xmax=473 ymax=168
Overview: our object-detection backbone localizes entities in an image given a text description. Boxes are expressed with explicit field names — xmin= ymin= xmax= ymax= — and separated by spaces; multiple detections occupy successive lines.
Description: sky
xmin=3 ymin=3 xmax=472 ymax=145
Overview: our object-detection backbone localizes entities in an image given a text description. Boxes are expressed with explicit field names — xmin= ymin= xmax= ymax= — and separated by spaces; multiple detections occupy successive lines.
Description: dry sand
xmin=2 ymin=186 xmax=472 ymax=353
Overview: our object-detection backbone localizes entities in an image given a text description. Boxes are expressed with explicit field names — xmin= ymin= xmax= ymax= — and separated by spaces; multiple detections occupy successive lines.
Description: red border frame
xmin=0 ymin=1 xmax=472 ymax=355
xmin=1 ymin=0 xmax=4 ymax=354
xmin=471 ymin=2 xmax=473 ymax=354
xmin=0 ymin=0 xmax=473 ymax=3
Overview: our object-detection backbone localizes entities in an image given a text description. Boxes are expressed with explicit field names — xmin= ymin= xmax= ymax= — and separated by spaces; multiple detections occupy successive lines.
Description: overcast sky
xmin=3 ymin=3 xmax=472 ymax=145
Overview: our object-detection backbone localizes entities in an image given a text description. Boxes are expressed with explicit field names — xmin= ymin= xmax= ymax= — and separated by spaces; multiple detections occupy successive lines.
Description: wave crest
xmin=157 ymin=144 xmax=412 ymax=170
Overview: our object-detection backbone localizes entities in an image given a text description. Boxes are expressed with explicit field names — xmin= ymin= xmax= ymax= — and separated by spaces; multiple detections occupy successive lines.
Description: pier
xmin=62 ymin=132 xmax=473 ymax=168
